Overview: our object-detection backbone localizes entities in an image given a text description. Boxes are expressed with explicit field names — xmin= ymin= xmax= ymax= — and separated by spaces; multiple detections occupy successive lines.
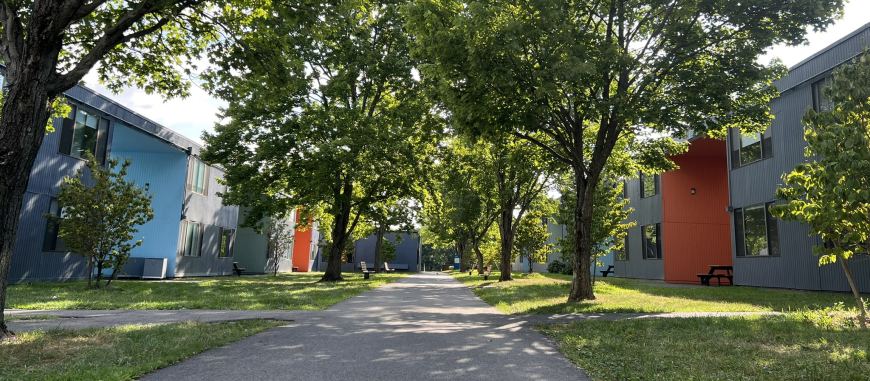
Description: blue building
xmin=8 ymin=82 xmax=240 ymax=283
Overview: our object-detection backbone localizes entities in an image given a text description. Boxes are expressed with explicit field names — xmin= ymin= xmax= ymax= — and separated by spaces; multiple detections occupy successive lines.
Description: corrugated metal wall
xmin=614 ymin=176 xmax=664 ymax=280
xmin=730 ymin=24 xmax=870 ymax=292
xmin=351 ymin=233 xmax=421 ymax=272
xmin=232 ymin=206 xmax=295 ymax=274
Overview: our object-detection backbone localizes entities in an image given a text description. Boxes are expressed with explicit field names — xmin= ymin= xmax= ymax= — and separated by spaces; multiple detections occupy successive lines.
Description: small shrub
xmin=547 ymin=260 xmax=572 ymax=275
xmin=796 ymin=302 xmax=863 ymax=329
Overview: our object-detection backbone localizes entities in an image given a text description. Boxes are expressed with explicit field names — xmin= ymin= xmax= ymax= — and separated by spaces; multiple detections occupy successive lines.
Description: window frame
xmin=218 ymin=227 xmax=235 ymax=258
xmin=812 ymin=75 xmax=834 ymax=113
xmin=616 ymin=233 xmax=629 ymax=261
xmin=639 ymin=172 xmax=658 ymax=198
xmin=59 ymin=105 xmax=111 ymax=164
xmin=43 ymin=198 xmax=70 ymax=252
xmin=181 ymin=221 xmax=203 ymax=257
xmin=641 ymin=223 xmax=662 ymax=260
xmin=734 ymin=202 xmax=781 ymax=258
xmin=730 ymin=126 xmax=773 ymax=168
xmin=186 ymin=157 xmax=210 ymax=196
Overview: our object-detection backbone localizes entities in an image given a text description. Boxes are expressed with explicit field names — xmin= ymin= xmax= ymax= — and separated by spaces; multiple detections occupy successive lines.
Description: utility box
xmin=142 ymin=258 xmax=168 ymax=279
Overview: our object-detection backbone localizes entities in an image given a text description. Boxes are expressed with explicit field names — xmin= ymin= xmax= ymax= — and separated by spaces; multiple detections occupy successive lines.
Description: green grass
xmin=452 ymin=271 xmax=859 ymax=314
xmin=8 ymin=272 xmax=407 ymax=310
xmin=537 ymin=315 xmax=870 ymax=380
xmin=0 ymin=319 xmax=284 ymax=381
xmin=6 ymin=314 xmax=59 ymax=322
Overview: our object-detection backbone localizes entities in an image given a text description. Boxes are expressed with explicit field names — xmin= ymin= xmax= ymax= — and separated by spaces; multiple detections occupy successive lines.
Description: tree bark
xmin=373 ymin=224 xmax=385 ymax=272
xmin=472 ymin=244 xmax=484 ymax=274
xmin=568 ymin=170 xmax=597 ymax=301
xmin=321 ymin=182 xmax=354 ymax=282
xmin=498 ymin=209 xmax=515 ymax=282
xmin=839 ymin=256 xmax=868 ymax=329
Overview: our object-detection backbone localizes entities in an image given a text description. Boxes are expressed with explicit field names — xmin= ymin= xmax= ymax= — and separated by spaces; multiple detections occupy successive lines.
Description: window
xmin=219 ymin=228 xmax=234 ymax=258
xmin=310 ymin=242 xmax=318 ymax=261
xmin=812 ymin=76 xmax=834 ymax=112
xmin=735 ymin=202 xmax=780 ymax=257
xmin=730 ymin=127 xmax=772 ymax=167
xmin=186 ymin=157 xmax=209 ymax=195
xmin=642 ymin=224 xmax=662 ymax=260
xmin=182 ymin=221 xmax=203 ymax=257
xmin=616 ymin=234 xmax=628 ymax=261
xmin=43 ymin=198 xmax=69 ymax=252
xmin=622 ymin=179 xmax=629 ymax=200
xmin=285 ymin=241 xmax=293 ymax=260
xmin=640 ymin=172 xmax=658 ymax=198
xmin=59 ymin=106 xmax=110 ymax=164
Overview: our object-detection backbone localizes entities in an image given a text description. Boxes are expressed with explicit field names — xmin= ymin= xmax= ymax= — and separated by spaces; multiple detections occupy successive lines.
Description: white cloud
xmin=81 ymin=70 xmax=226 ymax=145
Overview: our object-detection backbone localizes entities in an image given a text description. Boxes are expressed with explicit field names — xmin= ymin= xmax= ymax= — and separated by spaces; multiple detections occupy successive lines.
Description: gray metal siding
xmin=775 ymin=23 xmax=870 ymax=93
xmin=176 ymin=167 xmax=239 ymax=277
xmin=614 ymin=176 xmax=664 ymax=280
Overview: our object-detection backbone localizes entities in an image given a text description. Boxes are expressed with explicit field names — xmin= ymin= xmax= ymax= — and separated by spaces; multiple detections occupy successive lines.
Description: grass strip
xmin=0 ymin=319 xmax=285 ymax=381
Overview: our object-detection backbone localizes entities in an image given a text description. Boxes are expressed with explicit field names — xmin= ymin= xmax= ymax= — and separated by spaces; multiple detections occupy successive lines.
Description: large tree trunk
xmin=0 ymin=74 xmax=59 ymax=341
xmin=840 ymin=256 xmax=868 ymax=329
xmin=498 ymin=210 xmax=515 ymax=282
xmin=321 ymin=183 xmax=354 ymax=282
xmin=373 ymin=224 xmax=385 ymax=272
xmin=568 ymin=170 xmax=597 ymax=301
xmin=473 ymin=244 xmax=484 ymax=274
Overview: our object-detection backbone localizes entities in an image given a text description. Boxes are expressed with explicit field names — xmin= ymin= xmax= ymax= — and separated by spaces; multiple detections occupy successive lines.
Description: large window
xmin=812 ymin=76 xmax=834 ymax=112
xmin=642 ymin=224 xmax=662 ymax=260
xmin=182 ymin=221 xmax=203 ymax=257
xmin=735 ymin=202 xmax=780 ymax=257
xmin=219 ymin=228 xmax=235 ymax=258
xmin=59 ymin=106 xmax=110 ymax=163
xmin=616 ymin=234 xmax=628 ymax=261
xmin=731 ymin=127 xmax=773 ymax=167
xmin=186 ymin=157 xmax=209 ymax=195
xmin=42 ymin=198 xmax=69 ymax=252
xmin=640 ymin=172 xmax=658 ymax=198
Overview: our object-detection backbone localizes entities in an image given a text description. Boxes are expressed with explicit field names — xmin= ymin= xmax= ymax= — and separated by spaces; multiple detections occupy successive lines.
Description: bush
xmin=547 ymin=260 xmax=572 ymax=275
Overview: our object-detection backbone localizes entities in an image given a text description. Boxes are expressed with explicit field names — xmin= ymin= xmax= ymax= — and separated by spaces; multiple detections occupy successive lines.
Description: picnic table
xmin=697 ymin=265 xmax=733 ymax=286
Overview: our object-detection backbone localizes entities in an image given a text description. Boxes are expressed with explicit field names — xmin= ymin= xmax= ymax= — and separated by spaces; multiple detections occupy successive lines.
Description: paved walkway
xmin=6 ymin=272 xmax=780 ymax=380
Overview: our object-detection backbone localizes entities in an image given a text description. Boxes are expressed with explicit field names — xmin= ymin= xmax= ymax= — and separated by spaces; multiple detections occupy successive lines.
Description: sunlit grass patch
xmin=0 ymin=319 xmax=284 ymax=381
xmin=537 ymin=314 xmax=870 ymax=380
xmin=8 ymin=272 xmax=407 ymax=311
xmin=452 ymin=271 xmax=859 ymax=314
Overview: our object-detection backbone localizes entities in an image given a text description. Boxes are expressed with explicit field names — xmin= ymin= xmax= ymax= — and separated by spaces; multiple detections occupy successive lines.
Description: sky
xmin=81 ymin=1 xmax=870 ymax=145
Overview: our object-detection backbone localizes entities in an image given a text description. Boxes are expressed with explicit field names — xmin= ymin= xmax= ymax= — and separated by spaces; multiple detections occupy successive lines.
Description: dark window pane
xmin=643 ymin=224 xmax=660 ymax=259
xmin=617 ymin=234 xmax=628 ymax=261
xmin=812 ymin=76 xmax=834 ymax=112
xmin=731 ymin=148 xmax=740 ymax=169
xmin=71 ymin=109 xmax=99 ymax=159
xmin=734 ymin=209 xmax=745 ymax=257
xmin=641 ymin=172 xmax=656 ymax=198
xmin=743 ymin=205 xmax=768 ymax=256
xmin=766 ymin=203 xmax=781 ymax=257
xmin=43 ymin=198 xmax=68 ymax=251
xmin=184 ymin=222 xmax=201 ymax=257
xmin=59 ymin=106 xmax=77 ymax=156
xmin=220 ymin=229 xmax=234 ymax=258
xmin=95 ymin=118 xmax=110 ymax=165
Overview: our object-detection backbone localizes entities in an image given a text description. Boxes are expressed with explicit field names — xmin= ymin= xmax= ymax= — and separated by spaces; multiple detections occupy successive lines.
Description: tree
xmin=513 ymin=209 xmax=554 ymax=274
xmin=771 ymin=50 xmax=870 ymax=328
xmin=420 ymin=243 xmax=452 ymax=271
xmin=0 ymin=0 xmax=226 ymax=339
xmin=201 ymin=0 xmax=442 ymax=282
xmin=368 ymin=200 xmax=415 ymax=271
xmin=47 ymin=154 xmax=153 ymax=288
xmin=406 ymin=0 xmax=843 ymax=301
xmin=263 ymin=216 xmax=295 ymax=276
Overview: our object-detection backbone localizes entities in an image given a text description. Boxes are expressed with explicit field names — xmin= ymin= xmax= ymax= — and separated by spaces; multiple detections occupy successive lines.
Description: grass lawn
xmin=451 ymin=271 xmax=859 ymax=314
xmin=0 ymin=319 xmax=284 ymax=381
xmin=537 ymin=315 xmax=870 ymax=380
xmin=8 ymin=271 xmax=406 ymax=310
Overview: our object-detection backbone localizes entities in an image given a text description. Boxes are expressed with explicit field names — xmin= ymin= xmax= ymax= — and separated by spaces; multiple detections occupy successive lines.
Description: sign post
xmin=454 ymin=254 xmax=460 ymax=271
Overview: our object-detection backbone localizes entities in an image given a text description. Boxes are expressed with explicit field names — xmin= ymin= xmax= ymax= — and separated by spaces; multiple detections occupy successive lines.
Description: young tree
xmin=263 ymin=216 xmax=295 ymax=276
xmin=406 ymin=0 xmax=842 ymax=301
xmin=771 ymin=51 xmax=870 ymax=328
xmin=201 ymin=0 xmax=442 ymax=282
xmin=0 ymin=0 xmax=226 ymax=341
xmin=47 ymin=155 xmax=153 ymax=288
xmin=513 ymin=209 xmax=554 ymax=274
xmin=368 ymin=200 xmax=415 ymax=271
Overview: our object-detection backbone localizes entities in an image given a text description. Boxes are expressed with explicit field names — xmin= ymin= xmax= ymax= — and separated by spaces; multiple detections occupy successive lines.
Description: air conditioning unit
xmin=142 ymin=258 xmax=168 ymax=279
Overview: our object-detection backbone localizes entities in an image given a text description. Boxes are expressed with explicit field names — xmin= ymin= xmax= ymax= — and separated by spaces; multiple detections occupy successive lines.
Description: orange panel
xmin=292 ymin=211 xmax=312 ymax=272
xmin=661 ymin=138 xmax=732 ymax=284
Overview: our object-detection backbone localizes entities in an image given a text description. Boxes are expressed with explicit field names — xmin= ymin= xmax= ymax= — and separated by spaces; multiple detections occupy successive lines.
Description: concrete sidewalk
xmin=140 ymin=272 xmax=589 ymax=381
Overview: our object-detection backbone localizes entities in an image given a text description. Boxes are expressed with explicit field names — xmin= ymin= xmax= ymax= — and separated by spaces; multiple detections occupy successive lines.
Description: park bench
xmin=479 ymin=265 xmax=492 ymax=280
xmin=600 ymin=265 xmax=614 ymax=277
xmin=360 ymin=261 xmax=373 ymax=280
xmin=383 ymin=262 xmax=396 ymax=272
xmin=232 ymin=262 xmax=245 ymax=276
xmin=697 ymin=265 xmax=733 ymax=286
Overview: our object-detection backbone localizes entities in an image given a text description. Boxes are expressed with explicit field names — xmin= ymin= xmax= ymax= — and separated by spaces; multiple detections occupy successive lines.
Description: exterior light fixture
xmin=691 ymin=188 xmax=696 ymax=195
xmin=145 ymin=183 xmax=150 ymax=192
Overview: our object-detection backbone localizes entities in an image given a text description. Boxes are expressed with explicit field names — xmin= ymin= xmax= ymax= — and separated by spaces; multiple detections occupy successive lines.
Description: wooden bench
xmin=600 ymin=265 xmax=614 ymax=277
xmin=232 ymin=262 xmax=245 ymax=276
xmin=697 ymin=265 xmax=733 ymax=286
xmin=383 ymin=262 xmax=396 ymax=272
xmin=360 ymin=261 xmax=373 ymax=280
xmin=479 ymin=265 xmax=492 ymax=280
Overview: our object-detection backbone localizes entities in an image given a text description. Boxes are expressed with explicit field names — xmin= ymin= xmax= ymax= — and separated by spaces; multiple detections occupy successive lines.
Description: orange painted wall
xmin=292 ymin=211 xmax=313 ymax=272
xmin=661 ymin=138 xmax=732 ymax=284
